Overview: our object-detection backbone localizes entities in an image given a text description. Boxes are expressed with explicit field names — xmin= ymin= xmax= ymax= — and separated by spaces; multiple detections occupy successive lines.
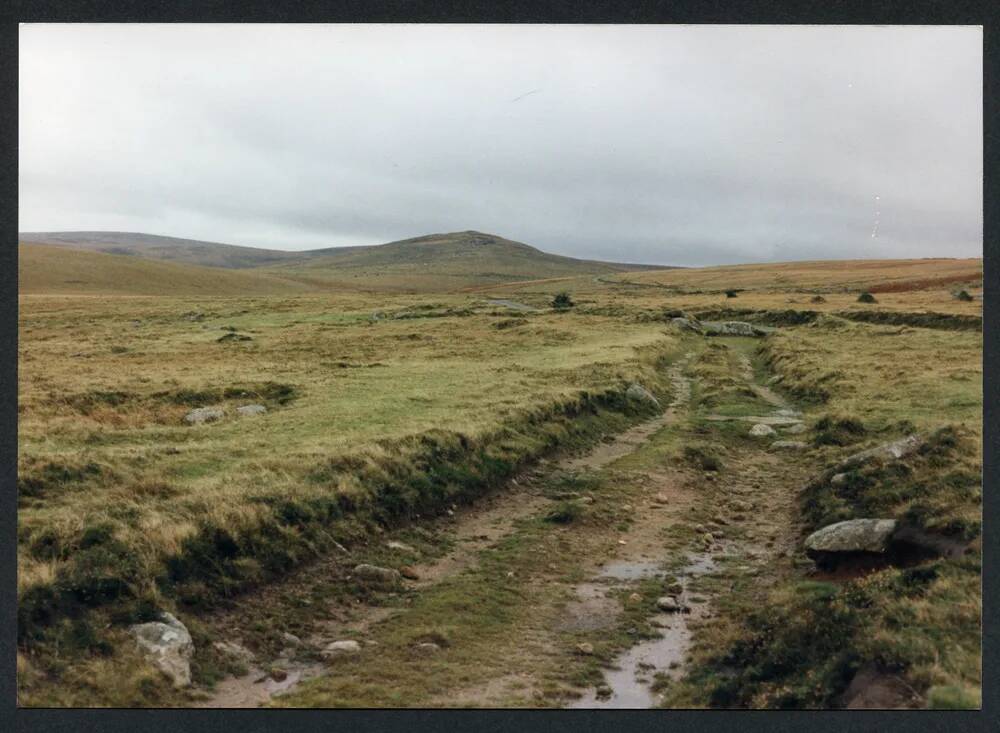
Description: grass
xmin=17 ymin=252 xmax=983 ymax=708
xmin=665 ymin=314 xmax=982 ymax=710
xmin=17 ymin=291 xmax=679 ymax=703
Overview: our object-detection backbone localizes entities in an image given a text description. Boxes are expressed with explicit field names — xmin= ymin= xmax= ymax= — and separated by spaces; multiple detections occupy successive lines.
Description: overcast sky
xmin=19 ymin=24 xmax=982 ymax=266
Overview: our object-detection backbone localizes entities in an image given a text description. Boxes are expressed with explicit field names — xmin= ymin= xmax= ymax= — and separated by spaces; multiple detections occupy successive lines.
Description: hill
xmin=17 ymin=231 xmax=303 ymax=269
xmin=257 ymin=230 xmax=667 ymax=291
xmin=18 ymin=244 xmax=316 ymax=296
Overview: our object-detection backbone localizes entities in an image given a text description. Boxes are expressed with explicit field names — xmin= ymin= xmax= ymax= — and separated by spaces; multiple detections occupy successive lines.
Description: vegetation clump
xmin=551 ymin=291 xmax=575 ymax=310
xmin=857 ymin=292 xmax=877 ymax=303
xmin=812 ymin=415 xmax=867 ymax=447
xmin=954 ymin=290 xmax=974 ymax=302
xmin=724 ymin=290 xmax=738 ymax=298
xmin=682 ymin=444 xmax=725 ymax=472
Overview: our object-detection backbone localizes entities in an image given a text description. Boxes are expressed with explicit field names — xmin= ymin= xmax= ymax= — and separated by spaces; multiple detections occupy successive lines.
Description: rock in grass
xmin=386 ymin=540 xmax=416 ymax=553
xmin=399 ymin=565 xmax=420 ymax=580
xmin=129 ymin=612 xmax=194 ymax=687
xmin=280 ymin=632 xmax=302 ymax=647
xmin=771 ymin=440 xmax=808 ymax=450
xmin=830 ymin=472 xmax=848 ymax=486
xmin=184 ymin=407 xmax=224 ymax=425
xmin=804 ymin=519 xmax=898 ymax=557
xmin=835 ymin=435 xmax=924 ymax=471
xmin=625 ymin=383 xmax=661 ymax=409
xmin=236 ymin=404 xmax=267 ymax=417
xmin=321 ymin=640 xmax=362 ymax=658
xmin=414 ymin=642 xmax=441 ymax=655
xmin=353 ymin=563 xmax=401 ymax=586
xmin=672 ymin=317 xmax=704 ymax=333
xmin=656 ymin=596 xmax=682 ymax=613
xmin=701 ymin=321 xmax=773 ymax=337
xmin=575 ymin=642 xmax=595 ymax=655
xmin=783 ymin=423 xmax=807 ymax=434
xmin=749 ymin=423 xmax=776 ymax=437
xmin=213 ymin=640 xmax=255 ymax=665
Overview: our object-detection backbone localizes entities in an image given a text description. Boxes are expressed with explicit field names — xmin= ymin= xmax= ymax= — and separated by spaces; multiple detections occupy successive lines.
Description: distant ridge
xmin=18 ymin=229 xmax=677 ymax=293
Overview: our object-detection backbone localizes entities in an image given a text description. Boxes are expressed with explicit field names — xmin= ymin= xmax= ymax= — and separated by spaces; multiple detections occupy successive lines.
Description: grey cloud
xmin=19 ymin=24 xmax=982 ymax=266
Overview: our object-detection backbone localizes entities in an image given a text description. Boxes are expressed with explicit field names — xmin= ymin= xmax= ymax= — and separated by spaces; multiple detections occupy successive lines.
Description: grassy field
xmin=16 ymin=252 xmax=983 ymax=708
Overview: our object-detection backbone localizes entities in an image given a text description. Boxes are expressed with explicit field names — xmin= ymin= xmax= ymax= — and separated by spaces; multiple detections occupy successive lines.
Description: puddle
xmin=597 ymin=560 xmax=667 ymax=581
xmin=568 ymin=552 xmax=717 ymax=709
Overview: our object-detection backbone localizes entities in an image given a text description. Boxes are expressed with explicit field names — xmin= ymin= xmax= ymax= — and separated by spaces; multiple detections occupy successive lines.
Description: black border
xmin=2 ymin=2 xmax=995 ymax=732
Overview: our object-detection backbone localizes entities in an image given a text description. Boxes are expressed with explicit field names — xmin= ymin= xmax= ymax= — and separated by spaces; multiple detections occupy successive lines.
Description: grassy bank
xmin=665 ymin=317 xmax=982 ymax=709
xmin=17 ymin=293 xmax=680 ymax=704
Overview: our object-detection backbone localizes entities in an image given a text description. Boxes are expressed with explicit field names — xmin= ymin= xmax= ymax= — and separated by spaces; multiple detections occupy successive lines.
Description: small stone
xmin=236 ymin=404 xmax=267 ymax=417
xmin=628 ymin=592 xmax=642 ymax=603
xmin=213 ymin=640 xmax=255 ymax=665
xmin=280 ymin=632 xmax=301 ymax=647
xmin=321 ymin=640 xmax=362 ymax=658
xmin=386 ymin=540 xmax=416 ymax=553
xmin=749 ymin=423 xmax=776 ymax=437
xmin=270 ymin=668 xmax=288 ymax=682
xmin=831 ymin=473 xmax=848 ymax=486
xmin=414 ymin=642 xmax=440 ymax=655
xmin=129 ymin=612 xmax=194 ymax=688
xmin=353 ymin=564 xmax=401 ymax=586
xmin=618 ymin=539 xmax=627 ymax=545
xmin=625 ymin=383 xmax=661 ymax=408
xmin=652 ymin=493 xmax=670 ymax=505
xmin=666 ymin=581 xmax=683 ymax=595
xmin=184 ymin=407 xmax=224 ymax=425
xmin=399 ymin=565 xmax=420 ymax=580
xmin=656 ymin=596 xmax=681 ymax=612
xmin=575 ymin=642 xmax=595 ymax=655
xmin=771 ymin=440 xmax=808 ymax=450
xmin=783 ymin=423 xmax=807 ymax=435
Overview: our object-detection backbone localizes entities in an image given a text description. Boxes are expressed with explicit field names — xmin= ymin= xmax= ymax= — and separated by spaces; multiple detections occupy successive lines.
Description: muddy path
xmin=195 ymin=339 xmax=808 ymax=709
xmin=196 ymin=354 xmax=697 ymax=708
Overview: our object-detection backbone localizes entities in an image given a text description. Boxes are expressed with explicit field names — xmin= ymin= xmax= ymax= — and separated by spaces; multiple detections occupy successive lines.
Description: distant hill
xmin=19 ymin=229 xmax=673 ymax=293
xmin=608 ymin=257 xmax=983 ymax=294
xmin=257 ymin=231 xmax=667 ymax=292
xmin=18 ymin=244 xmax=316 ymax=296
xmin=18 ymin=231 xmax=302 ymax=269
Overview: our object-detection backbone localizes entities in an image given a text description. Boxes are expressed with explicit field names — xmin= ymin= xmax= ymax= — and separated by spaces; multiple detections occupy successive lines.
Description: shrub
xmin=857 ymin=292 xmax=877 ymax=303
xmin=725 ymin=290 xmax=738 ymax=298
xmin=954 ymin=290 xmax=974 ymax=302
xmin=683 ymin=444 xmax=725 ymax=472
xmin=552 ymin=292 xmax=575 ymax=310
xmin=810 ymin=295 xmax=827 ymax=303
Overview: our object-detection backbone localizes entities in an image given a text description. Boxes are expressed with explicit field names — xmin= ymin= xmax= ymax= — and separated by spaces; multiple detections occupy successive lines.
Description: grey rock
xmin=771 ymin=440 xmax=808 ymax=450
xmin=656 ymin=596 xmax=683 ymax=613
xmin=774 ymin=408 xmax=802 ymax=417
xmin=414 ymin=642 xmax=441 ymax=655
xmin=835 ymin=435 xmax=925 ymax=471
xmin=706 ymin=415 xmax=802 ymax=426
xmin=213 ymin=640 xmax=255 ymax=665
xmin=830 ymin=472 xmax=848 ymax=486
xmin=321 ymin=640 xmax=362 ymax=659
xmin=672 ymin=317 xmax=704 ymax=333
xmin=701 ymin=321 xmax=774 ymax=337
xmin=783 ymin=423 xmax=808 ymax=434
xmin=280 ymin=632 xmax=302 ymax=647
xmin=804 ymin=519 xmax=898 ymax=556
xmin=625 ymin=383 xmax=661 ymax=409
xmin=129 ymin=612 xmax=194 ymax=687
xmin=749 ymin=423 xmax=776 ymax=437
xmin=236 ymin=404 xmax=267 ymax=417
xmin=184 ymin=407 xmax=224 ymax=425
xmin=386 ymin=540 xmax=416 ymax=553
xmin=353 ymin=563 xmax=401 ymax=586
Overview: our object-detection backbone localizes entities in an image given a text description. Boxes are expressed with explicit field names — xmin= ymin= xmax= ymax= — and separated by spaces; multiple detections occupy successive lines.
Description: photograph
xmin=15 ymin=22 xmax=983 ymax=710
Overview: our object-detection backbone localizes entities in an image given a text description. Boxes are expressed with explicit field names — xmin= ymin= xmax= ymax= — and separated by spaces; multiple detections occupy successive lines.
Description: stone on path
xmin=625 ymin=383 xmax=661 ymax=409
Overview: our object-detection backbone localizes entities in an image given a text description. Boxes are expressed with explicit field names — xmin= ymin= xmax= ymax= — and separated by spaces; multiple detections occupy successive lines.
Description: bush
xmin=552 ymin=292 xmax=575 ymax=310
xmin=954 ymin=290 xmax=974 ymax=302
xmin=725 ymin=290 xmax=738 ymax=298
xmin=810 ymin=295 xmax=827 ymax=303
xmin=857 ymin=292 xmax=877 ymax=303
xmin=683 ymin=444 xmax=724 ymax=472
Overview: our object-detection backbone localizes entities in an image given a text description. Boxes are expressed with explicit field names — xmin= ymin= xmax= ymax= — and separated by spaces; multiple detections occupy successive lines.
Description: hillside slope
xmin=608 ymin=257 xmax=983 ymax=294
xmin=259 ymin=230 xmax=666 ymax=291
xmin=18 ymin=231 xmax=302 ymax=269
xmin=18 ymin=244 xmax=317 ymax=296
